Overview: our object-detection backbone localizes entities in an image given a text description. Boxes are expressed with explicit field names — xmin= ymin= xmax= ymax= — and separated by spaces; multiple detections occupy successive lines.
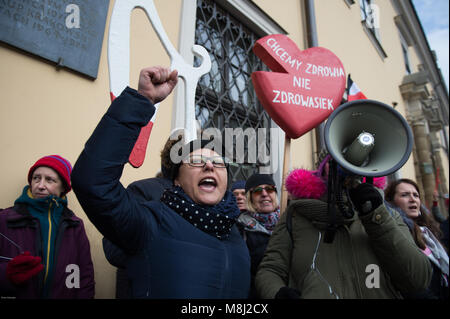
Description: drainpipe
xmin=304 ymin=0 xmax=326 ymax=159
xmin=305 ymin=0 xmax=319 ymax=48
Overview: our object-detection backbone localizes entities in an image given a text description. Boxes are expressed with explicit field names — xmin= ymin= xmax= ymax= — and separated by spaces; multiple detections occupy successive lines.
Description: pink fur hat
xmin=285 ymin=168 xmax=387 ymax=200
xmin=285 ymin=169 xmax=326 ymax=200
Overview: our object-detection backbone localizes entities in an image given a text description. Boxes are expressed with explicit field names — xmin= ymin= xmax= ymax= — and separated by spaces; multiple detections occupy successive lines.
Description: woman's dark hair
xmin=385 ymin=178 xmax=442 ymax=249
xmin=160 ymin=134 xmax=183 ymax=179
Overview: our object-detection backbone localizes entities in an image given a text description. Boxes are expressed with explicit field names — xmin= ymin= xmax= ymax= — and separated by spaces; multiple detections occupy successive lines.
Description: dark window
xmin=401 ymin=42 xmax=412 ymax=74
xmin=195 ymin=0 xmax=271 ymax=182
xmin=360 ymin=0 xmax=379 ymax=39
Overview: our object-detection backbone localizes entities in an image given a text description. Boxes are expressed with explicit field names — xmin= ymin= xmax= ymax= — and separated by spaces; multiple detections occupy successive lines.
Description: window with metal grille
xmin=194 ymin=0 xmax=272 ymax=182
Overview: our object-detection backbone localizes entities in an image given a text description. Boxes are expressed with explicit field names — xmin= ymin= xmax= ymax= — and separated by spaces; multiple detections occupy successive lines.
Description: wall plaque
xmin=0 ymin=0 xmax=110 ymax=79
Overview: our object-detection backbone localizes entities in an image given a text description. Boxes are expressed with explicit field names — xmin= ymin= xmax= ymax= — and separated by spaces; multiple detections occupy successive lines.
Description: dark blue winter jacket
xmin=72 ymin=87 xmax=251 ymax=298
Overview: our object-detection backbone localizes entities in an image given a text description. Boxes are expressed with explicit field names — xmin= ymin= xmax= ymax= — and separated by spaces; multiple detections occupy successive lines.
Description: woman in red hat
xmin=0 ymin=155 xmax=95 ymax=298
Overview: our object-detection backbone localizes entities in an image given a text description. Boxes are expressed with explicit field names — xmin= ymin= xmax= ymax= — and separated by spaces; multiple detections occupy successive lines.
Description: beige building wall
xmin=0 ymin=0 xmax=182 ymax=299
xmin=315 ymin=1 xmax=416 ymax=179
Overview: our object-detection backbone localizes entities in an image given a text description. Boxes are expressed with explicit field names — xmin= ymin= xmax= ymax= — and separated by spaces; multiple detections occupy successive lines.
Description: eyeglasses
xmin=251 ymin=185 xmax=277 ymax=194
xmin=183 ymin=155 xmax=227 ymax=168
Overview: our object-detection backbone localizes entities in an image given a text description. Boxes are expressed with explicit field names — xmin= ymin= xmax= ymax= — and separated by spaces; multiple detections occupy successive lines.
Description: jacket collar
xmin=290 ymin=199 xmax=356 ymax=230
xmin=7 ymin=203 xmax=78 ymax=229
xmin=14 ymin=186 xmax=68 ymax=212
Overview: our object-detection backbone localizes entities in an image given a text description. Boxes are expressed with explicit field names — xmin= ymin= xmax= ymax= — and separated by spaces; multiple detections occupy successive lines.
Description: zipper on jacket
xmin=44 ymin=198 xmax=58 ymax=284
xmin=43 ymin=201 xmax=52 ymax=283
xmin=48 ymin=206 xmax=75 ymax=298
xmin=223 ymin=243 xmax=230 ymax=297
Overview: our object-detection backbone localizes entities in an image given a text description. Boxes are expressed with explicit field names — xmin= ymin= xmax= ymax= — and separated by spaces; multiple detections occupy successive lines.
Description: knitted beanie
xmin=28 ymin=155 xmax=73 ymax=195
xmin=231 ymin=180 xmax=246 ymax=191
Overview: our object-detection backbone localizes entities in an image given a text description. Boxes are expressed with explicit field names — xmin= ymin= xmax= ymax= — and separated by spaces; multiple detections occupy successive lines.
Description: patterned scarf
xmin=250 ymin=209 xmax=280 ymax=233
xmin=161 ymin=186 xmax=240 ymax=240
xmin=420 ymin=226 xmax=449 ymax=277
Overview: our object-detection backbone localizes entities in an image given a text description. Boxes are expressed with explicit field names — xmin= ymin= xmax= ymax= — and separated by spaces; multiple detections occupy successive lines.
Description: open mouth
xmin=198 ymin=177 xmax=217 ymax=192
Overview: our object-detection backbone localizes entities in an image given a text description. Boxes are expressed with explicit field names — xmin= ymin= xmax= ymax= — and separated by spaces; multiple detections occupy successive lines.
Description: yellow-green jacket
xmin=255 ymin=199 xmax=432 ymax=299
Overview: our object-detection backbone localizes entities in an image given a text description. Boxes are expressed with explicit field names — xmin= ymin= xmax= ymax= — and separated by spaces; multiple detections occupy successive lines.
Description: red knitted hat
xmin=28 ymin=155 xmax=73 ymax=195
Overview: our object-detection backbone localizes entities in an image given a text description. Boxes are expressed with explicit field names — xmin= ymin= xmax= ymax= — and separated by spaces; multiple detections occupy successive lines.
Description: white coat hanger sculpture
xmin=108 ymin=0 xmax=211 ymax=167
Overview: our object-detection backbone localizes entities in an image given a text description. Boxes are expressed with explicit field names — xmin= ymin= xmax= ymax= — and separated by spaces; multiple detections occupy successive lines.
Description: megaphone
xmin=324 ymin=100 xmax=413 ymax=177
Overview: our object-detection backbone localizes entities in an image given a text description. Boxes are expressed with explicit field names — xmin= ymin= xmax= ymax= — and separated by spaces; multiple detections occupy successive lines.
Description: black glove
xmin=348 ymin=183 xmax=383 ymax=215
xmin=274 ymin=287 xmax=301 ymax=299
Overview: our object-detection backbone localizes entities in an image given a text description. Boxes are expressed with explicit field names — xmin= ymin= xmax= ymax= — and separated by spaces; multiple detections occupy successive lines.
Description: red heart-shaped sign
xmin=251 ymin=34 xmax=346 ymax=139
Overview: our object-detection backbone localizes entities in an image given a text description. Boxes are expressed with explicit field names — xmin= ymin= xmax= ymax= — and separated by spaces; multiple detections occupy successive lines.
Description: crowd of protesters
xmin=1 ymin=66 xmax=447 ymax=299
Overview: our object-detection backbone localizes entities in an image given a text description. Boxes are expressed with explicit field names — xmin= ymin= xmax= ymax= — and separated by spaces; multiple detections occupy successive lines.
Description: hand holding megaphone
xmin=348 ymin=183 xmax=383 ymax=215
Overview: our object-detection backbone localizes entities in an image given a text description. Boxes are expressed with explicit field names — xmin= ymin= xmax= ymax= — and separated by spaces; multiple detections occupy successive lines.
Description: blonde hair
xmin=245 ymin=189 xmax=279 ymax=213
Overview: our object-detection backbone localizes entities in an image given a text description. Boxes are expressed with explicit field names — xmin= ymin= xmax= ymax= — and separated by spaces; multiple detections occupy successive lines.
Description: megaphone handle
xmin=360 ymin=177 xmax=374 ymax=213
xmin=325 ymin=160 xmax=338 ymax=244
xmin=280 ymin=137 xmax=291 ymax=214
xmin=361 ymin=201 xmax=373 ymax=213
